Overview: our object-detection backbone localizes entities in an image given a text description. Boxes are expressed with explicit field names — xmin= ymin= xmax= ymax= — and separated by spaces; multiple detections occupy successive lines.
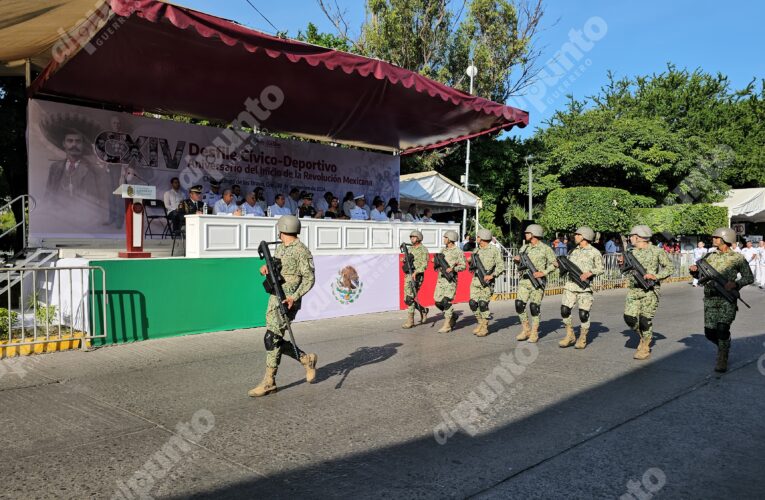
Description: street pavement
xmin=1 ymin=283 xmax=764 ymax=499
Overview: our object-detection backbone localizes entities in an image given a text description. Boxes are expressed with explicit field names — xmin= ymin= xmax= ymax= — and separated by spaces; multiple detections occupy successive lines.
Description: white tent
xmin=399 ymin=171 xmax=481 ymax=213
xmin=714 ymin=188 xmax=765 ymax=223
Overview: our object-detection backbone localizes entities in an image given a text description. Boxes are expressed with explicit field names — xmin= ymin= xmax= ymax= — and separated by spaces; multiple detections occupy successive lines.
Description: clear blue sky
xmin=176 ymin=0 xmax=764 ymax=140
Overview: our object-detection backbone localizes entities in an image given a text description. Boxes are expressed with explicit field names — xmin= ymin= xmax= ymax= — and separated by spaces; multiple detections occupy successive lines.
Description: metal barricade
xmin=0 ymin=266 xmax=108 ymax=349
xmin=491 ymin=249 xmax=692 ymax=297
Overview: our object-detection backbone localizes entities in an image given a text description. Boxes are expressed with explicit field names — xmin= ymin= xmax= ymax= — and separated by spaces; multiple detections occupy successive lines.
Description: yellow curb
xmin=0 ymin=333 xmax=89 ymax=359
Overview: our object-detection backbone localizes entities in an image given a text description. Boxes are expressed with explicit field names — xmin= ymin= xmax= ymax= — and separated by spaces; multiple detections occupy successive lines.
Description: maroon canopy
xmin=31 ymin=0 xmax=528 ymax=154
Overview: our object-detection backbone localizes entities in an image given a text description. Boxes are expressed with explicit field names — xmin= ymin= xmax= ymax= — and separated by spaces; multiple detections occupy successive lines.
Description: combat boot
xmin=419 ymin=306 xmax=429 ymax=325
xmin=516 ymin=320 xmax=530 ymax=341
xmin=475 ymin=318 xmax=489 ymax=337
xmin=248 ymin=367 xmax=277 ymax=397
xmin=472 ymin=317 xmax=482 ymax=334
xmin=574 ymin=326 xmax=588 ymax=349
xmin=300 ymin=353 xmax=318 ymax=383
xmin=528 ymin=321 xmax=539 ymax=343
xmin=559 ymin=324 xmax=576 ymax=348
xmin=437 ymin=319 xmax=451 ymax=333
xmin=715 ymin=340 xmax=730 ymax=373
xmin=633 ymin=337 xmax=651 ymax=360
xmin=449 ymin=313 xmax=458 ymax=329
xmin=402 ymin=313 xmax=415 ymax=329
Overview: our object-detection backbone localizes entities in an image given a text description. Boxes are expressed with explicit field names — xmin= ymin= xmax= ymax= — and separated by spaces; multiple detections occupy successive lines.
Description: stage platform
xmin=39 ymin=238 xmax=178 ymax=260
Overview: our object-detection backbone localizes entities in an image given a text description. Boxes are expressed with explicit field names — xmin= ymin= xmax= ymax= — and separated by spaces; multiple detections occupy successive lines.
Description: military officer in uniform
xmin=433 ymin=230 xmax=467 ymax=333
xmin=468 ymin=228 xmax=505 ymax=337
xmin=620 ymin=225 xmax=675 ymax=360
xmin=173 ymin=185 xmax=205 ymax=232
xmin=689 ymin=228 xmax=754 ymax=372
xmin=202 ymin=179 xmax=222 ymax=207
xmin=402 ymin=230 xmax=430 ymax=329
xmin=558 ymin=226 xmax=603 ymax=349
xmin=514 ymin=224 xmax=556 ymax=343
xmin=250 ymin=215 xmax=318 ymax=397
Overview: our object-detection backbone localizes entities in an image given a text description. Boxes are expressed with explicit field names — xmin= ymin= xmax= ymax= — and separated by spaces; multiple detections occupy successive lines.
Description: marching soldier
xmin=402 ymin=230 xmax=430 ymax=329
xmin=689 ymin=228 xmax=754 ymax=372
xmin=433 ymin=230 xmax=467 ymax=333
xmin=558 ymin=226 xmax=603 ymax=349
xmin=468 ymin=228 xmax=505 ymax=337
xmin=514 ymin=224 xmax=556 ymax=343
xmin=249 ymin=215 xmax=318 ymax=397
xmin=621 ymin=225 xmax=674 ymax=361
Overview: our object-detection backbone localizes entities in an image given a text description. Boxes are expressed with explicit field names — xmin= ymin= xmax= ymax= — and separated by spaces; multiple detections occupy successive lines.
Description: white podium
xmin=113 ymin=184 xmax=157 ymax=258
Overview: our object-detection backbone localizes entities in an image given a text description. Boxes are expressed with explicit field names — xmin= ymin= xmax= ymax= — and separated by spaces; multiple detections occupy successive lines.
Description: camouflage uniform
xmin=434 ymin=246 xmax=467 ymax=322
xmin=623 ymin=246 xmax=674 ymax=346
xmin=265 ymin=239 xmax=315 ymax=368
xmin=697 ymin=250 xmax=753 ymax=349
xmin=516 ymin=242 xmax=557 ymax=328
xmin=404 ymin=244 xmax=429 ymax=313
xmin=561 ymin=245 xmax=604 ymax=331
xmin=469 ymin=245 xmax=505 ymax=320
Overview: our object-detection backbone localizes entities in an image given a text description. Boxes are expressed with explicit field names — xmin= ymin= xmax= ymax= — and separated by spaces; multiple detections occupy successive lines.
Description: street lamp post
xmin=462 ymin=63 xmax=477 ymax=240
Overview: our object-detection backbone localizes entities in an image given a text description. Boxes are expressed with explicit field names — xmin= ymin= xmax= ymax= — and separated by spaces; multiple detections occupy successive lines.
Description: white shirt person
xmin=369 ymin=201 xmax=388 ymax=221
xmin=213 ymin=189 xmax=241 ymax=215
xmin=268 ymin=193 xmax=293 ymax=216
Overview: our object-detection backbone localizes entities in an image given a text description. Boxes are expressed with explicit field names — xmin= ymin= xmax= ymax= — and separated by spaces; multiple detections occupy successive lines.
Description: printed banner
xmin=296 ymin=254 xmax=400 ymax=322
xmin=398 ymin=252 xmax=473 ymax=309
xmin=27 ymin=99 xmax=399 ymax=239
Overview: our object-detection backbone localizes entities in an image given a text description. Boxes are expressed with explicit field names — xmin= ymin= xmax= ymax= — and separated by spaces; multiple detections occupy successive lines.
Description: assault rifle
xmin=468 ymin=253 xmax=492 ymax=288
xmin=620 ymin=250 xmax=657 ymax=291
xmin=400 ymin=243 xmax=427 ymax=315
xmin=517 ymin=249 xmax=546 ymax=290
xmin=433 ymin=253 xmax=457 ymax=283
xmin=693 ymin=254 xmax=751 ymax=308
xmin=258 ymin=240 xmax=301 ymax=359
xmin=557 ymin=255 xmax=593 ymax=290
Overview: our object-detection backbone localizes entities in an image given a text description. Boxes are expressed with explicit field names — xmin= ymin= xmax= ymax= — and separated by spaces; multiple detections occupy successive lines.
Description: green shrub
xmin=0 ymin=307 xmax=19 ymax=340
xmin=634 ymin=204 xmax=728 ymax=235
xmin=541 ymin=187 xmax=653 ymax=234
xmin=27 ymin=292 xmax=57 ymax=327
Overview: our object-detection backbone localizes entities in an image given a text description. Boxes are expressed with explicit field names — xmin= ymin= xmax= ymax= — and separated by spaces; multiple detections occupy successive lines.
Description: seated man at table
xmin=298 ymin=192 xmax=324 ymax=219
xmin=242 ymin=191 xmax=266 ymax=216
xmin=350 ymin=194 xmax=370 ymax=220
xmin=268 ymin=193 xmax=292 ymax=216
xmin=370 ymin=199 xmax=388 ymax=221
xmin=421 ymin=208 xmax=435 ymax=222
xmin=174 ymin=184 xmax=205 ymax=232
xmin=213 ymin=189 xmax=242 ymax=215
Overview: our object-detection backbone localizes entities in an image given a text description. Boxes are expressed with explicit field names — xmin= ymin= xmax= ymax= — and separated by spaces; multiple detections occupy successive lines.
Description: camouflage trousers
xmin=561 ymin=289 xmax=594 ymax=330
xmin=265 ymin=294 xmax=302 ymax=368
xmin=433 ymin=278 xmax=457 ymax=320
xmin=624 ymin=287 xmax=660 ymax=341
xmin=703 ymin=296 xmax=737 ymax=329
xmin=517 ymin=278 xmax=544 ymax=327
xmin=470 ymin=279 xmax=493 ymax=319
xmin=404 ymin=276 xmax=421 ymax=314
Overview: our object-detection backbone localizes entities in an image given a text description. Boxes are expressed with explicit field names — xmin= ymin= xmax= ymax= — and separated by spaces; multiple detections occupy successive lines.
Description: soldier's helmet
xmin=444 ymin=230 xmax=459 ymax=243
xmin=712 ymin=227 xmax=737 ymax=245
xmin=277 ymin=215 xmax=301 ymax=235
xmin=629 ymin=225 xmax=653 ymax=239
xmin=477 ymin=228 xmax=492 ymax=241
xmin=410 ymin=230 xmax=424 ymax=241
xmin=524 ymin=224 xmax=544 ymax=238
xmin=575 ymin=226 xmax=595 ymax=242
